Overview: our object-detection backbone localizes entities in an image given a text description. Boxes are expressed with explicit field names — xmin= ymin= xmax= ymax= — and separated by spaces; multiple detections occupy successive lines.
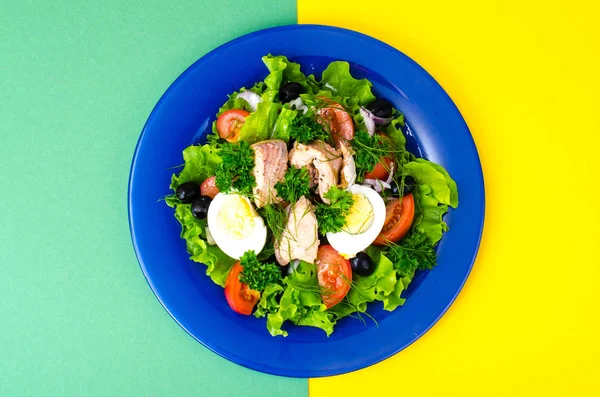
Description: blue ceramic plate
xmin=128 ymin=25 xmax=484 ymax=377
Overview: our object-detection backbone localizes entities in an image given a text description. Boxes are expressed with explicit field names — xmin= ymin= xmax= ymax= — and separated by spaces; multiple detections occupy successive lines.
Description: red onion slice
xmin=360 ymin=107 xmax=394 ymax=136
xmin=237 ymin=90 xmax=262 ymax=112
xmin=290 ymin=97 xmax=308 ymax=114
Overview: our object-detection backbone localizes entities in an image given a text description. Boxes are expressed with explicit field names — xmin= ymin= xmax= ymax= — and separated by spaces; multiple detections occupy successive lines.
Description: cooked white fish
xmin=250 ymin=139 xmax=288 ymax=208
xmin=289 ymin=140 xmax=342 ymax=203
xmin=274 ymin=196 xmax=319 ymax=266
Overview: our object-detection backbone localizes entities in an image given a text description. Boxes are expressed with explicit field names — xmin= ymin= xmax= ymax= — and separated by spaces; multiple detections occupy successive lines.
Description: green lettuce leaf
xmin=316 ymin=61 xmax=376 ymax=105
xmin=173 ymin=203 xmax=236 ymax=286
xmin=238 ymin=100 xmax=282 ymax=144
xmin=404 ymin=159 xmax=458 ymax=243
xmin=254 ymin=261 xmax=336 ymax=337
xmin=271 ymin=107 xmax=298 ymax=142
xmin=169 ymin=144 xmax=221 ymax=190
xmin=262 ymin=54 xmax=307 ymax=94
xmin=168 ymin=144 xmax=235 ymax=286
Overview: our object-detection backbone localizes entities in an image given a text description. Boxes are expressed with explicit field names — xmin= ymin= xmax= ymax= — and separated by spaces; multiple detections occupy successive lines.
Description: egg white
xmin=326 ymin=184 xmax=386 ymax=258
xmin=207 ymin=193 xmax=267 ymax=259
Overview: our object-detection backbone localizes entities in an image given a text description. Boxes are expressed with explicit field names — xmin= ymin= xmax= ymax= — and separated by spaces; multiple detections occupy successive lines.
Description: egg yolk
xmin=216 ymin=195 xmax=256 ymax=239
xmin=344 ymin=193 xmax=374 ymax=235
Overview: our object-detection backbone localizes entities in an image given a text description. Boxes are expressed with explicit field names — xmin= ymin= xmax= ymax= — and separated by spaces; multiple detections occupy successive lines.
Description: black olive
xmin=390 ymin=175 xmax=417 ymax=197
xmin=190 ymin=196 xmax=212 ymax=219
xmin=366 ymin=98 xmax=394 ymax=119
xmin=176 ymin=182 xmax=200 ymax=204
xmin=350 ymin=252 xmax=376 ymax=277
xmin=279 ymin=82 xmax=304 ymax=103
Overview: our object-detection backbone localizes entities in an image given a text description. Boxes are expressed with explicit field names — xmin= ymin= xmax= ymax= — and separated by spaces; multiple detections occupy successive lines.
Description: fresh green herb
xmin=289 ymin=113 xmax=329 ymax=144
xmin=383 ymin=232 xmax=437 ymax=273
xmin=351 ymin=130 xmax=397 ymax=182
xmin=259 ymin=204 xmax=288 ymax=242
xmin=275 ymin=167 xmax=311 ymax=203
xmin=239 ymin=250 xmax=282 ymax=292
xmin=214 ymin=141 xmax=256 ymax=196
xmin=315 ymin=186 xmax=355 ymax=234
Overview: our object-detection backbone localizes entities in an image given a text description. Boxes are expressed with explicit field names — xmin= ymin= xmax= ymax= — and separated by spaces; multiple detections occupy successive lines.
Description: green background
xmin=0 ymin=1 xmax=305 ymax=396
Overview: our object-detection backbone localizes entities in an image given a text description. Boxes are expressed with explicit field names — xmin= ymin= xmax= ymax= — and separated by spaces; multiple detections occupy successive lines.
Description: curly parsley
xmin=215 ymin=141 xmax=256 ymax=196
xmin=289 ymin=113 xmax=329 ymax=144
xmin=275 ymin=167 xmax=311 ymax=203
xmin=315 ymin=186 xmax=355 ymax=234
xmin=239 ymin=250 xmax=281 ymax=292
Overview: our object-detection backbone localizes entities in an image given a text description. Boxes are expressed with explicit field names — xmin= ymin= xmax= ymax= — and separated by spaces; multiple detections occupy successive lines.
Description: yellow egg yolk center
xmin=344 ymin=193 xmax=374 ymax=235
xmin=216 ymin=195 xmax=256 ymax=239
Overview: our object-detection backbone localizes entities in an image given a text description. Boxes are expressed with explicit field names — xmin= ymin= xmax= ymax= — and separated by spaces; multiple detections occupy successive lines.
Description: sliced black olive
xmin=176 ymin=182 xmax=200 ymax=204
xmin=279 ymin=82 xmax=304 ymax=103
xmin=190 ymin=195 xmax=212 ymax=219
xmin=366 ymin=98 xmax=394 ymax=119
xmin=390 ymin=175 xmax=417 ymax=197
xmin=350 ymin=252 xmax=376 ymax=277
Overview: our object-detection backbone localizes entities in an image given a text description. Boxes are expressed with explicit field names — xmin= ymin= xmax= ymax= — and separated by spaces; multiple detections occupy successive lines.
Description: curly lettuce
xmin=404 ymin=159 xmax=459 ymax=243
xmin=167 ymin=144 xmax=235 ymax=286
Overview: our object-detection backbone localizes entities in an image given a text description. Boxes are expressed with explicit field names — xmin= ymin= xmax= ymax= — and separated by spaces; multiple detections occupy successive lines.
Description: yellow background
xmin=299 ymin=0 xmax=600 ymax=395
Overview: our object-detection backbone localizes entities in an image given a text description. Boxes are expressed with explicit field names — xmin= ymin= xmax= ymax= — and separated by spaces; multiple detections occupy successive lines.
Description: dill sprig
xmin=383 ymin=231 xmax=438 ymax=273
xmin=259 ymin=204 xmax=288 ymax=242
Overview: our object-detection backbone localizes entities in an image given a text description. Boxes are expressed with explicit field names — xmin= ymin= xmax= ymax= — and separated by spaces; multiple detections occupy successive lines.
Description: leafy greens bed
xmin=166 ymin=55 xmax=458 ymax=336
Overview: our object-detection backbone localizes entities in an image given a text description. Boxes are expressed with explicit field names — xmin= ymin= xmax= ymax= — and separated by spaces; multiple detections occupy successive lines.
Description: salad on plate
xmin=166 ymin=55 xmax=458 ymax=336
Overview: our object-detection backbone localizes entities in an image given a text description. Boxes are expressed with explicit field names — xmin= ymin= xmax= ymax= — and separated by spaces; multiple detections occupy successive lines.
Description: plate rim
xmin=128 ymin=23 xmax=485 ymax=377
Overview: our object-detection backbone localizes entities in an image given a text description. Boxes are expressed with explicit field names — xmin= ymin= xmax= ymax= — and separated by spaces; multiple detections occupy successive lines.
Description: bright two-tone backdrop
xmin=1 ymin=1 xmax=598 ymax=396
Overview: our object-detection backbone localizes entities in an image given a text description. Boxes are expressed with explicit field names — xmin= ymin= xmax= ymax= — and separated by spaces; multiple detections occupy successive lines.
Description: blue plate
xmin=128 ymin=25 xmax=485 ymax=377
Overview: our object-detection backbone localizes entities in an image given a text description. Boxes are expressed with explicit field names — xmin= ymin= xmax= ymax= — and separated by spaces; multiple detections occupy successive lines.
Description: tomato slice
xmin=373 ymin=194 xmax=415 ymax=246
xmin=216 ymin=109 xmax=250 ymax=143
xmin=364 ymin=156 xmax=394 ymax=181
xmin=315 ymin=245 xmax=352 ymax=309
xmin=317 ymin=107 xmax=355 ymax=147
xmin=200 ymin=176 xmax=219 ymax=199
xmin=224 ymin=262 xmax=260 ymax=315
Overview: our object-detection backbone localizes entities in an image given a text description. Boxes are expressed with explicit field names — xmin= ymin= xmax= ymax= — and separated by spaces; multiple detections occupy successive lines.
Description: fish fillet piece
xmin=339 ymin=141 xmax=356 ymax=190
xmin=288 ymin=140 xmax=342 ymax=203
xmin=274 ymin=196 xmax=319 ymax=266
xmin=250 ymin=140 xmax=288 ymax=208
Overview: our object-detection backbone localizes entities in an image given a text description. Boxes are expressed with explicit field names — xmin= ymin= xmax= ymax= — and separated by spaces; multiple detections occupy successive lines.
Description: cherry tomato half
xmin=364 ymin=156 xmax=394 ymax=181
xmin=200 ymin=176 xmax=219 ymax=199
xmin=216 ymin=109 xmax=250 ymax=143
xmin=316 ymin=245 xmax=352 ymax=309
xmin=224 ymin=262 xmax=260 ymax=315
xmin=318 ymin=106 xmax=355 ymax=147
xmin=373 ymin=193 xmax=415 ymax=246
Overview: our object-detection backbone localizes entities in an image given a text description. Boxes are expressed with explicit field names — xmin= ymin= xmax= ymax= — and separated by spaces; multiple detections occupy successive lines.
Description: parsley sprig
xmin=239 ymin=250 xmax=282 ymax=292
xmin=315 ymin=186 xmax=355 ymax=234
xmin=289 ymin=113 xmax=329 ymax=144
xmin=215 ymin=141 xmax=256 ymax=197
xmin=275 ymin=167 xmax=311 ymax=204
xmin=383 ymin=232 xmax=437 ymax=273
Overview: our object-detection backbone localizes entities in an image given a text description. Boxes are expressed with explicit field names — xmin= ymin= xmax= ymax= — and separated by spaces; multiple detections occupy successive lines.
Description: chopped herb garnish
xmin=215 ymin=141 xmax=256 ymax=196
xmin=289 ymin=113 xmax=329 ymax=144
xmin=315 ymin=186 xmax=355 ymax=234
xmin=383 ymin=231 xmax=437 ymax=273
xmin=239 ymin=250 xmax=281 ymax=292
xmin=275 ymin=166 xmax=311 ymax=203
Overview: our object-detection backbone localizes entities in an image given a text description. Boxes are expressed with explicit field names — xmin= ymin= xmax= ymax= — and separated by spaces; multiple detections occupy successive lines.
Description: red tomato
xmin=364 ymin=157 xmax=394 ymax=181
xmin=318 ymin=107 xmax=355 ymax=147
xmin=216 ymin=109 xmax=250 ymax=143
xmin=200 ymin=176 xmax=219 ymax=199
xmin=315 ymin=245 xmax=352 ymax=309
xmin=373 ymin=194 xmax=415 ymax=246
xmin=224 ymin=262 xmax=260 ymax=315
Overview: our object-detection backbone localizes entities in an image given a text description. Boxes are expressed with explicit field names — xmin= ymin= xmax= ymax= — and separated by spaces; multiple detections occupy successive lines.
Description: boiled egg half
xmin=326 ymin=184 xmax=386 ymax=258
xmin=207 ymin=193 xmax=267 ymax=259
